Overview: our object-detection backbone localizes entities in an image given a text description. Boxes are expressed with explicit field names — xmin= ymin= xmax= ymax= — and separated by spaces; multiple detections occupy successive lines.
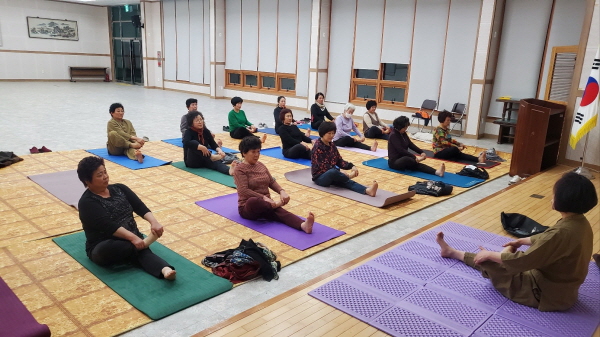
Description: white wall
xmin=0 ymin=0 xmax=110 ymax=80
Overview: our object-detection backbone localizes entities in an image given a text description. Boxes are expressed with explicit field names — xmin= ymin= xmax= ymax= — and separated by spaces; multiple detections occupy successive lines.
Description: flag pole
xmin=573 ymin=133 xmax=595 ymax=179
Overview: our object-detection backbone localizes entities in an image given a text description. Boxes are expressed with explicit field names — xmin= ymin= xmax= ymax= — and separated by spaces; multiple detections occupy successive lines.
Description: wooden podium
xmin=509 ymin=99 xmax=566 ymax=177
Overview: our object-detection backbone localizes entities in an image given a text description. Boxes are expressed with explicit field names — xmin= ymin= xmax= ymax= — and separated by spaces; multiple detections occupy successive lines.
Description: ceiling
xmin=51 ymin=0 xmax=158 ymax=7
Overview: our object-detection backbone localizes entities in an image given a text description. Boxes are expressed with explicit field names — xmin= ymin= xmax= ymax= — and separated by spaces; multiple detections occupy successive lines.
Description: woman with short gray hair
xmin=332 ymin=103 xmax=378 ymax=152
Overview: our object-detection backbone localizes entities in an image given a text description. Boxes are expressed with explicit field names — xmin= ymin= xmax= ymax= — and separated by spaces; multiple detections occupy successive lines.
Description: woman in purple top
xmin=388 ymin=116 xmax=445 ymax=177
xmin=332 ymin=103 xmax=378 ymax=152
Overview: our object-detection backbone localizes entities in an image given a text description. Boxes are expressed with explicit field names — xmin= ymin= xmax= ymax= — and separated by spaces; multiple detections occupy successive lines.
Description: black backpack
xmin=501 ymin=212 xmax=549 ymax=238
xmin=457 ymin=165 xmax=489 ymax=180
xmin=408 ymin=181 xmax=453 ymax=197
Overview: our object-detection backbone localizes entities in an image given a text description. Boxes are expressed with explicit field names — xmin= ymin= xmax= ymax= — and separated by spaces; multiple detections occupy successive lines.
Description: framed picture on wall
xmin=27 ymin=17 xmax=79 ymax=41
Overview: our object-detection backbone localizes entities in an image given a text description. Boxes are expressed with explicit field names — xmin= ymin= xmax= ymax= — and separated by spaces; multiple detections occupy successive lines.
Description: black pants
xmin=389 ymin=156 xmax=436 ymax=175
xmin=434 ymin=146 xmax=478 ymax=163
xmin=334 ymin=136 xmax=371 ymax=150
xmin=185 ymin=148 xmax=230 ymax=175
xmin=283 ymin=144 xmax=311 ymax=159
xmin=311 ymin=119 xmax=324 ymax=130
xmin=365 ymin=126 xmax=389 ymax=140
xmin=230 ymin=127 xmax=255 ymax=139
xmin=90 ymin=238 xmax=173 ymax=278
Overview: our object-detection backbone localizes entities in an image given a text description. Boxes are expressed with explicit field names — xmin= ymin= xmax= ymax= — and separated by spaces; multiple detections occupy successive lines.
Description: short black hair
xmin=279 ymin=108 xmax=293 ymax=122
xmin=318 ymin=121 xmax=336 ymax=137
xmin=186 ymin=98 xmax=198 ymax=108
xmin=315 ymin=92 xmax=324 ymax=100
xmin=438 ymin=110 xmax=452 ymax=123
xmin=393 ymin=116 xmax=410 ymax=130
xmin=186 ymin=110 xmax=204 ymax=128
xmin=109 ymin=103 xmax=123 ymax=114
xmin=238 ymin=136 xmax=262 ymax=156
xmin=277 ymin=96 xmax=285 ymax=103
xmin=366 ymin=100 xmax=377 ymax=110
xmin=77 ymin=156 xmax=105 ymax=187
xmin=231 ymin=96 xmax=243 ymax=106
xmin=553 ymin=172 xmax=598 ymax=214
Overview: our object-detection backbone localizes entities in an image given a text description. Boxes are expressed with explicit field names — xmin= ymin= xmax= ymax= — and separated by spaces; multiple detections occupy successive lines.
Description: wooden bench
xmin=69 ymin=67 xmax=108 ymax=82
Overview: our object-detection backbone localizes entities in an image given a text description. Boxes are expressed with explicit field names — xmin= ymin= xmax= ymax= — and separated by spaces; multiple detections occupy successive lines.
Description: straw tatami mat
xmin=196 ymin=165 xmax=600 ymax=337
xmin=0 ymin=133 xmax=511 ymax=336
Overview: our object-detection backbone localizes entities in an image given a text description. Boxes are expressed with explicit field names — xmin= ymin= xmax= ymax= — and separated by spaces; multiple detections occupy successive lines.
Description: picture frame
xmin=27 ymin=17 xmax=78 ymax=41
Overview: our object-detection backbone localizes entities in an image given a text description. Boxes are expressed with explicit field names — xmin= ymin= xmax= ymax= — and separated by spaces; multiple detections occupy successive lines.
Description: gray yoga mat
xmin=28 ymin=170 xmax=85 ymax=209
xmin=284 ymin=168 xmax=415 ymax=208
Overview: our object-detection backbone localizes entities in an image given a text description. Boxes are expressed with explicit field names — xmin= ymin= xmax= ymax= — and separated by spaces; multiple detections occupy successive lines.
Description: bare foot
xmin=435 ymin=163 xmax=445 ymax=177
xmin=229 ymin=160 xmax=238 ymax=176
xmin=436 ymin=232 xmax=463 ymax=260
xmin=130 ymin=142 xmax=142 ymax=149
xmin=365 ymin=180 xmax=378 ymax=197
xmin=217 ymin=139 xmax=223 ymax=147
xmin=300 ymin=211 xmax=315 ymax=234
xmin=260 ymin=134 xmax=267 ymax=143
xmin=162 ymin=267 xmax=176 ymax=280
xmin=135 ymin=150 xmax=144 ymax=163
xmin=143 ymin=232 xmax=159 ymax=248
xmin=478 ymin=151 xmax=487 ymax=164
xmin=371 ymin=140 xmax=378 ymax=152
xmin=210 ymin=154 xmax=223 ymax=161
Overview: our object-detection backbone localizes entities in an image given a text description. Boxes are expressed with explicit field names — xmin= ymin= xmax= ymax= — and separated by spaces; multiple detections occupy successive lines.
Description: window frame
xmin=224 ymin=70 xmax=296 ymax=95
xmin=350 ymin=63 xmax=410 ymax=108
xmin=225 ymin=70 xmax=243 ymax=87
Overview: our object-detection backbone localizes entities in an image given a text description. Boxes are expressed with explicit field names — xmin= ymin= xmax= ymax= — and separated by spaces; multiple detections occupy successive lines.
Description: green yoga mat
xmin=171 ymin=161 xmax=236 ymax=188
xmin=53 ymin=232 xmax=232 ymax=320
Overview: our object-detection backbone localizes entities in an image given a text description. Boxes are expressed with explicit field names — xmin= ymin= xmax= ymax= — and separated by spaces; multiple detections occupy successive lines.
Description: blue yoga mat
xmin=161 ymin=138 xmax=238 ymax=153
xmin=297 ymin=123 xmax=357 ymax=136
xmin=363 ymin=157 xmax=484 ymax=188
xmin=259 ymin=127 xmax=319 ymax=140
xmin=260 ymin=147 xmax=311 ymax=166
xmin=86 ymin=148 xmax=171 ymax=170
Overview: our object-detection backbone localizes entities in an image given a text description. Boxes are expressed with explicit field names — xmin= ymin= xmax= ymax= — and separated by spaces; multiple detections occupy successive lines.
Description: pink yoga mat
xmin=0 ymin=277 xmax=51 ymax=337
xmin=196 ymin=193 xmax=345 ymax=250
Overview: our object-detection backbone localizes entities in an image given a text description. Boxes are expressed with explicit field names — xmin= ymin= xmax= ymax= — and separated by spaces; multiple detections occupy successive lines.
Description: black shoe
xmin=223 ymin=126 xmax=230 ymax=132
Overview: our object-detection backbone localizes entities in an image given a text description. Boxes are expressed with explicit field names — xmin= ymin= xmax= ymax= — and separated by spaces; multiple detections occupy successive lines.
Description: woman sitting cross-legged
xmin=273 ymin=96 xmax=296 ymax=134
xmin=436 ymin=172 xmax=598 ymax=311
xmin=311 ymin=122 xmax=378 ymax=197
xmin=388 ymin=116 xmax=445 ymax=177
xmin=228 ymin=96 xmax=267 ymax=143
xmin=311 ymin=92 xmax=334 ymax=130
xmin=234 ymin=136 xmax=315 ymax=233
xmin=278 ymin=108 xmax=312 ymax=159
xmin=433 ymin=110 xmax=485 ymax=164
xmin=77 ymin=156 xmax=176 ymax=280
xmin=333 ymin=103 xmax=378 ymax=152
xmin=363 ymin=100 xmax=391 ymax=140
xmin=106 ymin=102 xmax=145 ymax=163
xmin=183 ymin=111 xmax=236 ymax=175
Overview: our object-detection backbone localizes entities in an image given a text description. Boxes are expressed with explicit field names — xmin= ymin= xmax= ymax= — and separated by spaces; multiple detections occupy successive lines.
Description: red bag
xmin=212 ymin=261 xmax=261 ymax=284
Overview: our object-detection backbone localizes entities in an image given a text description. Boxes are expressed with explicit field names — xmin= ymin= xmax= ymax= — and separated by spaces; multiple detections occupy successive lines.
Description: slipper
xmin=30 ymin=147 xmax=40 ymax=154
xmin=40 ymin=146 xmax=52 ymax=153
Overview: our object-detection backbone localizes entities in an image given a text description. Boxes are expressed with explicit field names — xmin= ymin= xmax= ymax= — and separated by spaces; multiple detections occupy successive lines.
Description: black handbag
xmin=501 ymin=212 xmax=548 ymax=238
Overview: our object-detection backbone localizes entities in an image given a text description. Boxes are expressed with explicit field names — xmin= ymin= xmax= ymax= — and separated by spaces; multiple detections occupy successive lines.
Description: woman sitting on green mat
xmin=433 ymin=110 xmax=485 ymax=164
xmin=388 ymin=116 xmax=445 ymax=177
xmin=278 ymin=108 xmax=312 ymax=159
xmin=234 ymin=136 xmax=315 ymax=233
xmin=106 ymin=103 xmax=145 ymax=164
xmin=311 ymin=122 xmax=378 ymax=197
xmin=77 ymin=156 xmax=176 ymax=280
xmin=436 ymin=172 xmax=597 ymax=311
xmin=183 ymin=111 xmax=236 ymax=176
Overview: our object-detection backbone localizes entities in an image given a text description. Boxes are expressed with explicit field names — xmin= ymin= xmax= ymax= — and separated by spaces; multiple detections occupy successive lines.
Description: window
xmin=225 ymin=70 xmax=296 ymax=94
xmin=350 ymin=63 xmax=410 ymax=107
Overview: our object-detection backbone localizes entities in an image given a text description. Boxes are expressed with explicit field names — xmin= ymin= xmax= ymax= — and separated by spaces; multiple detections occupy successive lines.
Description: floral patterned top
xmin=311 ymin=138 xmax=354 ymax=180
xmin=432 ymin=126 xmax=460 ymax=153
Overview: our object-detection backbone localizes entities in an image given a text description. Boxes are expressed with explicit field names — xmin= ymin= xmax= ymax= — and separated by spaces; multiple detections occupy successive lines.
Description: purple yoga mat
xmin=309 ymin=222 xmax=600 ymax=337
xmin=28 ymin=170 xmax=85 ymax=209
xmin=195 ymin=193 xmax=345 ymax=250
xmin=0 ymin=277 xmax=51 ymax=337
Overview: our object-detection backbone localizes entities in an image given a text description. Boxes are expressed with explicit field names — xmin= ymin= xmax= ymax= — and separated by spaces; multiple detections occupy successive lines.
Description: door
xmin=114 ymin=39 xmax=142 ymax=85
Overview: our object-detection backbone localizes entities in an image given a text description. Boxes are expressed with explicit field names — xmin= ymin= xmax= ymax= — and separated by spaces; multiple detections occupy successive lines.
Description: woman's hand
xmin=303 ymin=143 xmax=312 ymax=150
xmin=458 ymin=143 xmax=466 ymax=151
xmin=473 ymin=248 xmax=491 ymax=265
xmin=217 ymin=148 xmax=226 ymax=158
xmin=279 ymin=190 xmax=290 ymax=206
xmin=263 ymin=195 xmax=278 ymax=208
xmin=151 ymin=222 xmax=164 ymax=238
xmin=357 ymin=136 xmax=366 ymax=143
xmin=503 ymin=238 xmax=530 ymax=250
xmin=305 ymin=128 xmax=311 ymax=138
xmin=383 ymin=127 xmax=391 ymax=134
xmin=198 ymin=144 xmax=211 ymax=156
xmin=416 ymin=153 xmax=427 ymax=162
xmin=130 ymin=236 xmax=146 ymax=250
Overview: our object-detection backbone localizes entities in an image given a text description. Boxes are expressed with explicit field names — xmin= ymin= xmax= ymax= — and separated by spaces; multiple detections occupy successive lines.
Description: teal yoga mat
xmin=363 ymin=157 xmax=485 ymax=188
xmin=53 ymin=232 xmax=232 ymax=320
xmin=171 ymin=161 xmax=236 ymax=188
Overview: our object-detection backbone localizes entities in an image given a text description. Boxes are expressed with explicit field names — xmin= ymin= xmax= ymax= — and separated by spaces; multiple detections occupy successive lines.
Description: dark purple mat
xmin=195 ymin=193 xmax=345 ymax=250
xmin=309 ymin=222 xmax=600 ymax=337
xmin=28 ymin=170 xmax=85 ymax=209
xmin=0 ymin=277 xmax=51 ymax=337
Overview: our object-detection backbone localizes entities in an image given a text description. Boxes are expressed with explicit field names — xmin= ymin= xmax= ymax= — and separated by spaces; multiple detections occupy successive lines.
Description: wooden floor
xmin=197 ymin=165 xmax=600 ymax=337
